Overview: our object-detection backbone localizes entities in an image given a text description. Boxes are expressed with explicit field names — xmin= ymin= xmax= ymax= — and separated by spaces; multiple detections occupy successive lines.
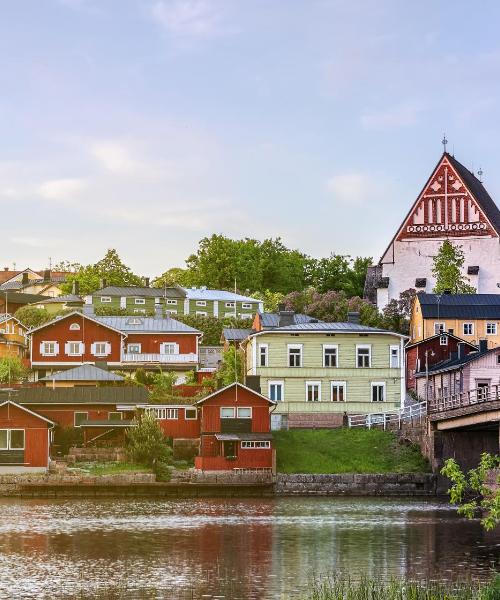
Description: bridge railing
xmin=348 ymin=401 xmax=427 ymax=430
xmin=429 ymin=385 xmax=500 ymax=413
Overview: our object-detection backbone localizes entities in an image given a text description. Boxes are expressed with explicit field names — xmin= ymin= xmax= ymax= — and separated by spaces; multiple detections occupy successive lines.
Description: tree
xmin=382 ymin=288 xmax=416 ymax=334
xmin=252 ymin=290 xmax=285 ymax=312
xmin=14 ymin=306 xmax=52 ymax=329
xmin=52 ymin=260 xmax=82 ymax=273
xmin=176 ymin=314 xmax=253 ymax=346
xmin=60 ymin=249 xmax=143 ymax=295
xmin=0 ymin=356 xmax=27 ymax=383
xmin=152 ymin=267 xmax=193 ymax=288
xmin=217 ymin=346 xmax=244 ymax=386
xmin=306 ymin=254 xmax=372 ymax=297
xmin=441 ymin=453 xmax=500 ymax=531
xmin=149 ymin=372 xmax=178 ymax=403
xmin=432 ymin=240 xmax=476 ymax=294
xmin=125 ymin=411 xmax=173 ymax=467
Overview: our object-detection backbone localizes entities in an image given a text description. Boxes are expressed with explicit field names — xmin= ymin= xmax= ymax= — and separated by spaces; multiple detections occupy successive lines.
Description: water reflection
xmin=0 ymin=497 xmax=498 ymax=599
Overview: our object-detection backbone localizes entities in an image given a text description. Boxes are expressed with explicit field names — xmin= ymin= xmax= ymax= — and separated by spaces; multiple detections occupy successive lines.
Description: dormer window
xmin=69 ymin=323 xmax=80 ymax=331
xmin=126 ymin=318 xmax=143 ymax=325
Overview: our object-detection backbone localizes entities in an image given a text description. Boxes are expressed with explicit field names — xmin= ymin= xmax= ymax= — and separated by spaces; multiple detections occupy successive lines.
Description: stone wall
xmin=275 ymin=473 xmax=436 ymax=496
xmin=67 ymin=447 xmax=128 ymax=463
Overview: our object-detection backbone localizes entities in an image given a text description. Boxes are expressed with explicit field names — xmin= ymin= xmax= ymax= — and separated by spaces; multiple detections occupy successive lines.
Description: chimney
xmin=277 ymin=303 xmax=286 ymax=313
xmin=479 ymin=339 xmax=488 ymax=353
xmin=278 ymin=308 xmax=295 ymax=327
xmin=347 ymin=311 xmax=360 ymax=324
xmin=43 ymin=269 xmax=51 ymax=282
xmin=72 ymin=280 xmax=80 ymax=296
xmin=22 ymin=272 xmax=29 ymax=285
xmin=3 ymin=267 xmax=8 ymax=272
xmin=457 ymin=342 xmax=467 ymax=360
xmin=144 ymin=277 xmax=150 ymax=287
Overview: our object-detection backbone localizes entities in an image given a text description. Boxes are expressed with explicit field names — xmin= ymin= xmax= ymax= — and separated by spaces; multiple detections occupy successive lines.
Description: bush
xmin=125 ymin=411 xmax=173 ymax=467
xmin=94 ymin=306 xmax=155 ymax=317
xmin=154 ymin=461 xmax=171 ymax=482
xmin=53 ymin=426 xmax=84 ymax=456
xmin=0 ymin=356 xmax=27 ymax=384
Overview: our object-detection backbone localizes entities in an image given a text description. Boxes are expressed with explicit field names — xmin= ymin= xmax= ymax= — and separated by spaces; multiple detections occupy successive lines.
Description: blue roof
xmin=183 ymin=287 xmax=261 ymax=303
xmin=39 ymin=364 xmax=124 ymax=382
xmin=418 ymin=294 xmax=500 ymax=319
xmin=95 ymin=315 xmax=201 ymax=334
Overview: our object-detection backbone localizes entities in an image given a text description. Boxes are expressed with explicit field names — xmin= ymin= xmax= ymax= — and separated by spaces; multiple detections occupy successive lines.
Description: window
xmin=133 ymin=309 xmax=146 ymax=314
xmin=242 ymin=303 xmax=252 ymax=309
xmin=100 ymin=296 xmax=111 ymax=303
xmin=356 ymin=345 xmax=371 ymax=368
xmin=165 ymin=309 xmax=177 ymax=315
xmin=241 ymin=441 xmax=270 ymax=449
xmin=126 ymin=318 xmax=143 ymax=325
xmin=331 ymin=381 xmax=346 ymax=402
xmin=166 ymin=299 xmax=177 ymax=305
xmin=196 ymin=301 xmax=207 ymax=307
xmin=323 ymin=345 xmax=338 ymax=367
xmin=288 ymin=344 xmax=302 ymax=367
xmin=160 ymin=343 xmax=178 ymax=355
xmin=166 ymin=409 xmax=178 ymax=419
xmin=497 ymin=355 xmax=500 ymax=365
xmin=225 ymin=302 xmax=235 ymax=308
xmin=371 ymin=382 xmax=386 ymax=402
xmin=306 ymin=381 xmax=321 ymax=402
xmin=108 ymin=412 xmax=122 ymax=421
xmin=0 ymin=430 xmax=24 ymax=450
xmin=268 ymin=381 xmax=284 ymax=402
xmin=196 ymin=311 xmax=207 ymax=317
xmin=390 ymin=346 xmax=400 ymax=369
xmin=221 ymin=407 xmax=235 ymax=418
xmin=127 ymin=343 xmax=141 ymax=354
xmin=149 ymin=408 xmax=178 ymax=419
xmin=92 ymin=342 xmax=109 ymax=356
xmin=434 ymin=322 xmax=445 ymax=335
xmin=66 ymin=342 xmax=83 ymax=356
xmin=463 ymin=323 xmax=474 ymax=336
xmin=185 ymin=408 xmax=197 ymax=420
xmin=225 ymin=312 xmax=237 ymax=318
xmin=74 ymin=412 xmax=88 ymax=427
xmin=69 ymin=323 xmax=80 ymax=331
xmin=237 ymin=407 xmax=252 ymax=418
xmin=41 ymin=341 xmax=58 ymax=356
xmin=239 ymin=313 xmax=252 ymax=319
xmin=134 ymin=298 xmax=145 ymax=305
xmin=486 ymin=323 xmax=497 ymax=335
xmin=440 ymin=335 xmax=448 ymax=346
xmin=259 ymin=344 xmax=268 ymax=367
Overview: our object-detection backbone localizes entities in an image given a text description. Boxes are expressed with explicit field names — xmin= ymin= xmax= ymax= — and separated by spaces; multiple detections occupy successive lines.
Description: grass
xmin=274 ymin=428 xmax=431 ymax=474
xmin=70 ymin=462 xmax=153 ymax=476
xmin=304 ymin=574 xmax=500 ymax=600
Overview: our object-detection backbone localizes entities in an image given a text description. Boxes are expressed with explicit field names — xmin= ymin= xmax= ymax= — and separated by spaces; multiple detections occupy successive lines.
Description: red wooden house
xmin=194 ymin=383 xmax=275 ymax=471
xmin=405 ymin=332 xmax=478 ymax=391
xmin=0 ymin=398 xmax=54 ymax=473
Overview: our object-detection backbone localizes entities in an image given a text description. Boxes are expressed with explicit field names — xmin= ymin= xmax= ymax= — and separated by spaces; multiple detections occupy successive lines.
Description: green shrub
xmin=125 ymin=411 xmax=173 ymax=467
xmin=53 ymin=426 xmax=84 ymax=456
xmin=154 ymin=461 xmax=171 ymax=482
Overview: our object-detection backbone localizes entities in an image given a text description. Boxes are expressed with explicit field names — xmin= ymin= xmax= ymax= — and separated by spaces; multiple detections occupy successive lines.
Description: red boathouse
xmin=194 ymin=383 xmax=276 ymax=471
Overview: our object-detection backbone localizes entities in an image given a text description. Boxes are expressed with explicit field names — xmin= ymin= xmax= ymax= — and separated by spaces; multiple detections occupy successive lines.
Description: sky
xmin=2 ymin=0 xmax=500 ymax=277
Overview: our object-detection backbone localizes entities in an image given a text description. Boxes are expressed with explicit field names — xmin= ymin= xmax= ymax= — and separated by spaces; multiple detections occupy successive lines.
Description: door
xmin=223 ymin=441 xmax=237 ymax=458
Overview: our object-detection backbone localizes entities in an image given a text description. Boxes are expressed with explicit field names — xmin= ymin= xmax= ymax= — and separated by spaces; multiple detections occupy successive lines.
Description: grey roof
xmin=39 ymin=364 xmax=125 ymax=382
xmin=0 ymin=281 xmax=24 ymax=290
xmin=416 ymin=346 xmax=500 ymax=377
xmin=95 ymin=315 xmax=201 ymax=334
xmin=35 ymin=294 xmax=83 ymax=304
xmin=405 ymin=332 xmax=478 ymax=350
xmin=93 ymin=286 xmax=183 ymax=299
xmin=222 ymin=328 xmax=254 ymax=342
xmin=418 ymin=294 xmax=500 ymax=319
xmin=259 ymin=312 xmax=322 ymax=328
xmin=214 ymin=433 xmax=273 ymax=441
xmin=267 ymin=321 xmax=403 ymax=335
xmin=79 ymin=419 xmax=136 ymax=428
xmin=0 ymin=291 xmax=48 ymax=304
xmin=183 ymin=287 xmax=261 ymax=303
xmin=15 ymin=386 xmax=149 ymax=405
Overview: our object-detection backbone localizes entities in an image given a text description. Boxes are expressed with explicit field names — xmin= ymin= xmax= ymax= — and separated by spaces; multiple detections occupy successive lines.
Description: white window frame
xmin=92 ymin=342 xmax=110 ymax=357
xmin=127 ymin=343 xmax=141 ymax=354
xmin=133 ymin=308 xmax=146 ymax=314
xmin=100 ymin=296 xmax=111 ymax=303
xmin=165 ymin=309 xmax=177 ymax=315
xmin=41 ymin=341 xmax=58 ymax=356
xmin=486 ymin=322 xmax=497 ymax=335
xmin=330 ymin=381 xmax=346 ymax=402
xmin=184 ymin=408 xmax=197 ymax=420
xmin=305 ymin=380 xmax=321 ymax=402
xmin=220 ymin=407 xmax=235 ymax=418
xmin=74 ymin=412 xmax=88 ymax=427
xmin=69 ymin=323 xmax=80 ymax=331
xmin=241 ymin=441 xmax=270 ymax=449
xmin=196 ymin=300 xmax=207 ymax=307
xmin=165 ymin=408 xmax=178 ymax=420
xmin=237 ymin=407 xmax=252 ymax=418
xmin=389 ymin=345 xmax=400 ymax=369
xmin=225 ymin=312 xmax=237 ymax=318
xmin=242 ymin=303 xmax=253 ymax=309
xmin=258 ymin=343 xmax=268 ymax=367
xmin=166 ymin=299 xmax=177 ymax=305
xmin=463 ymin=322 xmax=474 ymax=336
xmin=239 ymin=313 xmax=252 ymax=319
xmin=371 ymin=381 xmax=386 ymax=403
xmin=434 ymin=322 xmax=445 ymax=335
xmin=225 ymin=302 xmax=235 ymax=308
xmin=356 ymin=344 xmax=372 ymax=368
xmin=66 ymin=341 xmax=84 ymax=356
xmin=134 ymin=298 xmax=146 ymax=305
xmin=440 ymin=335 xmax=448 ymax=346
xmin=323 ymin=344 xmax=338 ymax=368
xmin=160 ymin=342 xmax=178 ymax=355
xmin=196 ymin=311 xmax=207 ymax=316
xmin=288 ymin=344 xmax=303 ymax=368
xmin=0 ymin=429 xmax=7 ymax=450
xmin=0 ymin=429 xmax=25 ymax=450
xmin=268 ymin=380 xmax=284 ymax=402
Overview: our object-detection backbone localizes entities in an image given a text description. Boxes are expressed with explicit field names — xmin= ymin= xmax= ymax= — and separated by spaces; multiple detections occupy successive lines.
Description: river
xmin=0 ymin=497 xmax=498 ymax=599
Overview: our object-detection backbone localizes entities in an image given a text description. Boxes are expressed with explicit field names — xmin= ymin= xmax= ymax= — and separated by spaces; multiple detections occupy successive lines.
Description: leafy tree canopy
xmin=217 ymin=346 xmax=244 ymax=387
xmin=0 ymin=356 xmax=27 ymax=384
xmin=152 ymin=267 xmax=194 ymax=289
xmin=60 ymin=249 xmax=143 ymax=296
xmin=125 ymin=411 xmax=172 ymax=467
xmin=381 ymin=288 xmax=416 ymax=335
xmin=176 ymin=314 xmax=253 ymax=346
xmin=432 ymin=240 xmax=476 ymax=294
xmin=14 ymin=306 xmax=53 ymax=330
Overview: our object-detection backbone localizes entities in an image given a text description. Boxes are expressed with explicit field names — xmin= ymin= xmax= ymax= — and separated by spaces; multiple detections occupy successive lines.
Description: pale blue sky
xmin=2 ymin=0 xmax=500 ymax=276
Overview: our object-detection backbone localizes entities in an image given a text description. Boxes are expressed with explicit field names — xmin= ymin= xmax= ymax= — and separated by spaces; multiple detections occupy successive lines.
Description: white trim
xmin=330 ymin=380 xmax=347 ymax=402
xmin=258 ymin=343 xmax=268 ymax=367
xmin=134 ymin=298 xmax=146 ymax=305
xmin=28 ymin=311 xmax=125 ymax=336
xmin=463 ymin=322 xmax=474 ymax=336
xmin=433 ymin=322 xmax=446 ymax=335
xmin=100 ymin=296 xmax=112 ymax=303
xmin=74 ymin=411 xmax=88 ymax=427
xmin=184 ymin=407 xmax=197 ymax=420
xmin=69 ymin=323 xmax=81 ymax=331
xmin=486 ymin=322 xmax=497 ymax=335
xmin=287 ymin=343 xmax=303 ymax=368
xmin=371 ymin=381 xmax=386 ymax=403
xmin=268 ymin=380 xmax=284 ymax=402
xmin=195 ymin=382 xmax=276 ymax=405
xmin=196 ymin=311 xmax=208 ymax=316
xmin=305 ymin=380 xmax=321 ymax=402
xmin=196 ymin=300 xmax=207 ymax=307
xmin=237 ymin=406 xmax=252 ymax=418
xmin=356 ymin=344 xmax=372 ymax=368
xmin=389 ymin=345 xmax=400 ymax=369
xmin=127 ymin=343 xmax=141 ymax=354
xmin=322 ymin=344 xmax=338 ymax=367
xmin=220 ymin=407 xmax=235 ymax=418
xmin=241 ymin=441 xmax=270 ymax=449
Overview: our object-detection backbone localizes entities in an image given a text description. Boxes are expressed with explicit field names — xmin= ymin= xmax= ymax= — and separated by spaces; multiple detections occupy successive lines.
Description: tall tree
xmin=432 ymin=241 xmax=476 ymax=294
xmin=152 ymin=267 xmax=193 ymax=288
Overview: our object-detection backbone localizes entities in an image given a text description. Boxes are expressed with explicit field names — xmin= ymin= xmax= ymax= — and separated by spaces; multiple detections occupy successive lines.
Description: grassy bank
xmin=304 ymin=574 xmax=500 ymax=600
xmin=69 ymin=462 xmax=153 ymax=476
xmin=274 ymin=428 xmax=430 ymax=474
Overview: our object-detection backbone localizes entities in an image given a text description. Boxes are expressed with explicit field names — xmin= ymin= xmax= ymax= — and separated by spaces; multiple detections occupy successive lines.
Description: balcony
xmin=122 ymin=353 xmax=198 ymax=365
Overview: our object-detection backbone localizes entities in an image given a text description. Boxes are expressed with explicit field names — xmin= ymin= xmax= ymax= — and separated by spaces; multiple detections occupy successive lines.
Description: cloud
xmin=326 ymin=173 xmax=369 ymax=205
xmin=360 ymin=103 xmax=422 ymax=130
xmin=151 ymin=0 xmax=225 ymax=38
xmin=38 ymin=178 xmax=86 ymax=201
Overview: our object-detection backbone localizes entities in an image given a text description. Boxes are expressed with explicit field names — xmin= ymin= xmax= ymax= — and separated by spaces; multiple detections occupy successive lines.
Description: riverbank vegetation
xmin=304 ymin=574 xmax=500 ymax=600
xmin=274 ymin=429 xmax=430 ymax=474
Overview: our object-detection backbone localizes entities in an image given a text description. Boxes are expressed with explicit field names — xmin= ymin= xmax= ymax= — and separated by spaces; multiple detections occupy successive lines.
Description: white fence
xmin=348 ymin=401 xmax=427 ymax=430
xmin=122 ymin=353 xmax=198 ymax=364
